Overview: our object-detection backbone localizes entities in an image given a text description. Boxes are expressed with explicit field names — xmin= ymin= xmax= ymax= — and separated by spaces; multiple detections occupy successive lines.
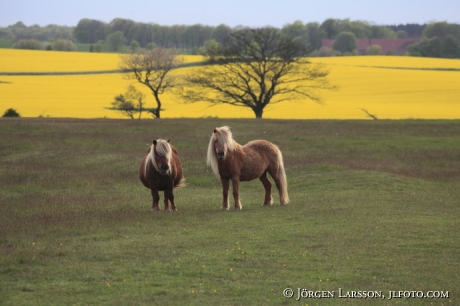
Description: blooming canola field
xmin=1 ymin=49 xmax=459 ymax=119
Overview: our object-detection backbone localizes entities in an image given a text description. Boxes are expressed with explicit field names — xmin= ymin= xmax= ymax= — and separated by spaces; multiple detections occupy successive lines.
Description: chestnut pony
xmin=139 ymin=139 xmax=185 ymax=212
xmin=207 ymin=126 xmax=289 ymax=210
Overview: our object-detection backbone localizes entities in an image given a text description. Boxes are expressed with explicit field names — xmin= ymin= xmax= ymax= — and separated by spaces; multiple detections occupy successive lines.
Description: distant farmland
xmin=1 ymin=49 xmax=459 ymax=119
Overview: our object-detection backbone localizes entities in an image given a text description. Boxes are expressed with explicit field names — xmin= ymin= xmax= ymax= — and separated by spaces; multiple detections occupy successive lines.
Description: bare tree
xmin=180 ymin=27 xmax=336 ymax=118
xmin=109 ymin=85 xmax=146 ymax=119
xmin=119 ymin=48 xmax=183 ymax=118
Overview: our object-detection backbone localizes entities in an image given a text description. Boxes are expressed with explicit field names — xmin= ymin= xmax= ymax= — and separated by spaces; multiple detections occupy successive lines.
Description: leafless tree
xmin=180 ymin=27 xmax=336 ymax=118
xmin=119 ymin=48 xmax=183 ymax=118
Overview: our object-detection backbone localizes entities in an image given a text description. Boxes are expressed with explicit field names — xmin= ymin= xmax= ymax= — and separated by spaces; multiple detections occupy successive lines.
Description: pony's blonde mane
xmin=207 ymin=126 xmax=235 ymax=177
xmin=145 ymin=139 xmax=172 ymax=175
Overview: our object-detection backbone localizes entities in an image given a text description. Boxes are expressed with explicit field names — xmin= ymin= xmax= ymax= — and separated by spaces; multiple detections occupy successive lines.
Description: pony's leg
xmin=259 ymin=172 xmax=273 ymax=206
xmin=163 ymin=190 xmax=170 ymax=211
xmin=231 ymin=178 xmax=242 ymax=210
xmin=151 ymin=189 xmax=161 ymax=213
xmin=268 ymin=169 xmax=288 ymax=206
xmin=166 ymin=189 xmax=177 ymax=211
xmin=220 ymin=177 xmax=230 ymax=210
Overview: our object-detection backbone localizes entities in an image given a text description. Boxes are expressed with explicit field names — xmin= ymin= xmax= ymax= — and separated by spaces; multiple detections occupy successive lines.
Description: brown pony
xmin=207 ymin=126 xmax=289 ymax=210
xmin=139 ymin=139 xmax=185 ymax=212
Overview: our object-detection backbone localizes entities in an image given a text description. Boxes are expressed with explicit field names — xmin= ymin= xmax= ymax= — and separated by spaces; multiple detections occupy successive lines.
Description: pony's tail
xmin=175 ymin=177 xmax=186 ymax=189
xmin=276 ymin=148 xmax=289 ymax=205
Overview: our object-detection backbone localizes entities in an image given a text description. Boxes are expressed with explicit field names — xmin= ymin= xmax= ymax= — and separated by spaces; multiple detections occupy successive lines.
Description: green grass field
xmin=1 ymin=118 xmax=459 ymax=305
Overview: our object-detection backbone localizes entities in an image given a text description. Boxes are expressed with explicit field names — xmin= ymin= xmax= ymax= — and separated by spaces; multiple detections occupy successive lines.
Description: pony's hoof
xmin=262 ymin=203 xmax=273 ymax=206
xmin=280 ymin=202 xmax=288 ymax=206
xmin=221 ymin=206 xmax=229 ymax=210
xmin=151 ymin=209 xmax=161 ymax=213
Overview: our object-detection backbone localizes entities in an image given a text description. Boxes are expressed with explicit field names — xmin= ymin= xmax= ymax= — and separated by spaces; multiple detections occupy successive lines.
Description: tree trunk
xmin=153 ymin=92 xmax=161 ymax=119
xmin=252 ymin=106 xmax=264 ymax=119
xmin=150 ymin=108 xmax=160 ymax=119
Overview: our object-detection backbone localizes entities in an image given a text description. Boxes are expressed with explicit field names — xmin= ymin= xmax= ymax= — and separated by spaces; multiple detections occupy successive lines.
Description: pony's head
xmin=150 ymin=139 xmax=173 ymax=174
xmin=207 ymin=126 xmax=234 ymax=176
xmin=212 ymin=126 xmax=234 ymax=159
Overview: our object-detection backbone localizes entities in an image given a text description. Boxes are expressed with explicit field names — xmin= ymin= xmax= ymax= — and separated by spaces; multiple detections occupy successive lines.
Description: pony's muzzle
xmin=160 ymin=165 xmax=169 ymax=173
xmin=217 ymin=151 xmax=225 ymax=159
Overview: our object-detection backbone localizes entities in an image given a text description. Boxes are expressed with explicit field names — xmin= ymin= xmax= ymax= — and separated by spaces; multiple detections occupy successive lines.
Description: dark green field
xmin=1 ymin=118 xmax=459 ymax=305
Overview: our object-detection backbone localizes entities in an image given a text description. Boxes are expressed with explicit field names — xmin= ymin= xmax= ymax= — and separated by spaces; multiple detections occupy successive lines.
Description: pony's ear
xmin=153 ymin=139 xmax=157 ymax=146
xmin=167 ymin=138 xmax=171 ymax=143
xmin=213 ymin=128 xmax=217 ymax=133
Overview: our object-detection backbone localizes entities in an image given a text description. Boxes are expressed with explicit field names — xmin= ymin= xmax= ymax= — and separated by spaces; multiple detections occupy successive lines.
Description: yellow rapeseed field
xmin=1 ymin=49 xmax=459 ymax=119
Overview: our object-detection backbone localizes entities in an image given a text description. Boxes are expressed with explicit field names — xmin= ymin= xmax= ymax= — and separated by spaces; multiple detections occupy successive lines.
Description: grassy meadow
xmin=1 ymin=118 xmax=459 ymax=305
xmin=1 ymin=49 xmax=459 ymax=119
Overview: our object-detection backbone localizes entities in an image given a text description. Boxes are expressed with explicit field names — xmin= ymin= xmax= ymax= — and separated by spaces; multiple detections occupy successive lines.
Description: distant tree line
xmin=0 ymin=21 xmax=73 ymax=41
xmin=1 ymin=18 xmax=460 ymax=58
xmin=407 ymin=22 xmax=460 ymax=58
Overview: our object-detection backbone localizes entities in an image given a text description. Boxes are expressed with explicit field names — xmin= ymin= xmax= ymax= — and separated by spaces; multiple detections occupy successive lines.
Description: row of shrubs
xmin=10 ymin=38 xmax=388 ymax=56
xmin=12 ymin=39 xmax=77 ymax=51
xmin=310 ymin=45 xmax=390 ymax=57
xmin=9 ymin=38 xmax=460 ymax=58
xmin=9 ymin=38 xmax=146 ymax=53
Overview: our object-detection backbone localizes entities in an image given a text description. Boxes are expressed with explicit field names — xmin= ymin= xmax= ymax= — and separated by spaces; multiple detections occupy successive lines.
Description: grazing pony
xmin=139 ymin=139 xmax=185 ymax=212
xmin=207 ymin=126 xmax=289 ymax=210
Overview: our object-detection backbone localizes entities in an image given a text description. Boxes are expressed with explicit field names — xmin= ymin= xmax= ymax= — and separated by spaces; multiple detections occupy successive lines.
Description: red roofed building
xmin=321 ymin=38 xmax=421 ymax=55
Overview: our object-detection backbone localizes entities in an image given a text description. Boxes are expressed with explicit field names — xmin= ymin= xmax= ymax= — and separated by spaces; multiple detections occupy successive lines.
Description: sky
xmin=1 ymin=0 xmax=459 ymax=28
